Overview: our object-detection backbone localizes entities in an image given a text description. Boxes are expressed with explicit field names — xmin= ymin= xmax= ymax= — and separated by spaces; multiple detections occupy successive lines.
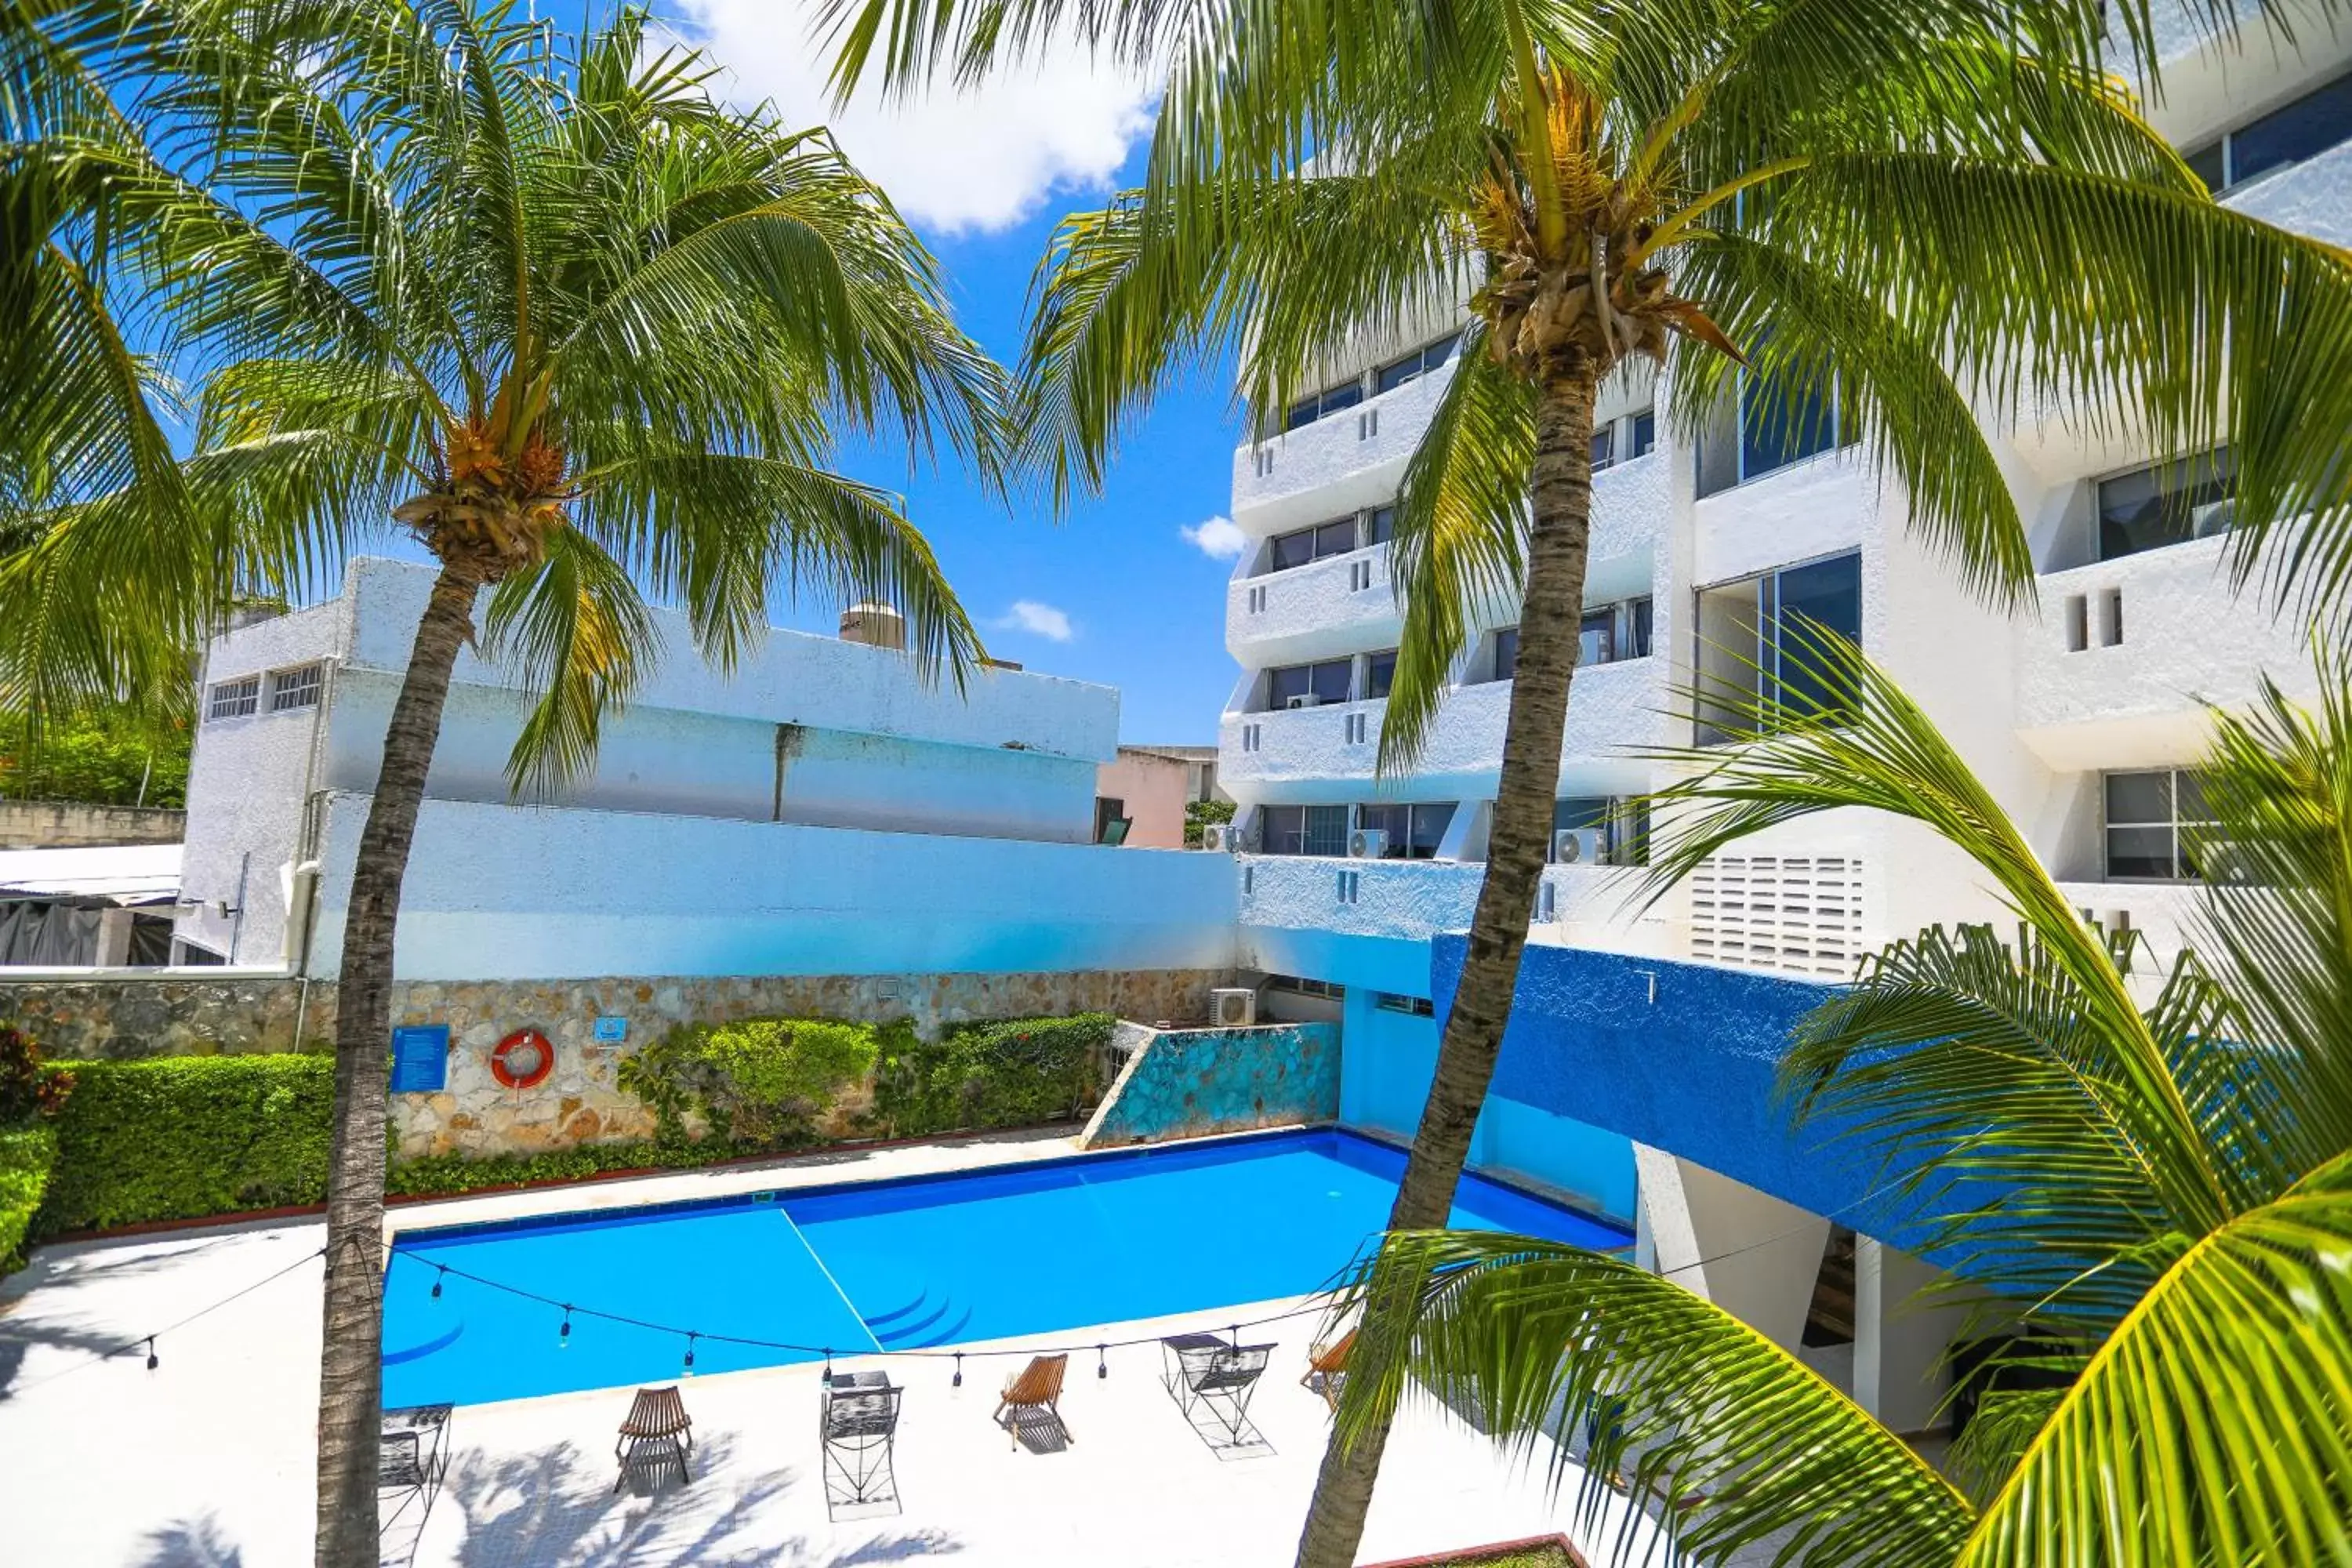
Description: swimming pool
xmin=382 ymin=1129 xmax=1632 ymax=1406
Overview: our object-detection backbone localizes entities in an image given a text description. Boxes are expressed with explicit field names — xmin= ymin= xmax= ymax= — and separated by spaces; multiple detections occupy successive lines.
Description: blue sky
xmin=658 ymin=2 xmax=1247 ymax=744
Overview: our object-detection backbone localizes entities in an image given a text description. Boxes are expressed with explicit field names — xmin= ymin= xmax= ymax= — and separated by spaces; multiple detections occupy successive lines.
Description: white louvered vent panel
xmin=1690 ymin=855 xmax=1864 ymax=978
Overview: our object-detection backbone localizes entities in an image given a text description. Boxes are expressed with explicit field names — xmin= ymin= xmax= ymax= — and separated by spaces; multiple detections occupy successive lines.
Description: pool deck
xmin=1 ymin=1128 xmax=1671 ymax=1567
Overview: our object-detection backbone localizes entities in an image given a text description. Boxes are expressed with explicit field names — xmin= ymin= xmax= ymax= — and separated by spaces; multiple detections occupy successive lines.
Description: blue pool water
xmin=382 ymin=1129 xmax=1632 ymax=1406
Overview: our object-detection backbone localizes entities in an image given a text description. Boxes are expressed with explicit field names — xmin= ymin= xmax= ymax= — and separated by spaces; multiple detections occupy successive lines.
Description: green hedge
xmin=617 ymin=1015 xmax=886 ymax=1145
xmin=35 ymin=1056 xmax=336 ymax=1236
xmin=874 ymin=1011 xmax=1114 ymax=1138
xmin=0 ymin=1123 xmax=56 ymax=1268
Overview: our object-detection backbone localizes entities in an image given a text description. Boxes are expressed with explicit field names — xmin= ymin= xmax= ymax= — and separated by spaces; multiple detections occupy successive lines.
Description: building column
xmin=1853 ymin=1236 xmax=1968 ymax=1435
xmin=93 ymin=906 xmax=138 ymax=967
xmin=1635 ymin=1143 xmax=1828 ymax=1351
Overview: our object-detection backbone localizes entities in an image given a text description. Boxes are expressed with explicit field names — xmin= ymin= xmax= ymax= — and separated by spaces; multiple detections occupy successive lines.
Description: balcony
xmin=1240 ymin=851 xmax=1482 ymax=942
xmin=1220 ymin=655 xmax=1668 ymax=794
xmin=1587 ymin=449 xmax=1671 ymax=592
xmin=1227 ymin=544 xmax=1400 ymax=666
xmin=2013 ymin=535 xmax=2318 ymax=771
xmin=1230 ymin=361 xmax=1457 ymax=532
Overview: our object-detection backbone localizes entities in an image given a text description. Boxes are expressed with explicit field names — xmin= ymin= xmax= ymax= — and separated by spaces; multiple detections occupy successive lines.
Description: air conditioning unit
xmin=1554 ymin=827 xmax=1610 ymax=866
xmin=1284 ymin=693 xmax=1324 ymax=710
xmin=1203 ymin=822 xmax=1247 ymax=853
xmin=1209 ymin=988 xmax=1258 ymax=1027
xmin=1348 ymin=828 xmax=1389 ymax=859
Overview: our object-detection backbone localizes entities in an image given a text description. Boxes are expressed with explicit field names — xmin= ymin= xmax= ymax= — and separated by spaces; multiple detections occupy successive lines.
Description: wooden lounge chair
xmin=1301 ymin=1327 xmax=1356 ymax=1412
xmin=615 ymin=1385 xmax=694 ymax=1492
xmin=993 ymin=1353 xmax=1072 ymax=1450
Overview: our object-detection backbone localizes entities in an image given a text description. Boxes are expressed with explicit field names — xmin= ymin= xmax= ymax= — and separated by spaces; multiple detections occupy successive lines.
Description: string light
xmin=1096 ymin=1344 xmax=1107 ymax=1379
xmin=821 ymin=1348 xmax=833 ymax=1381
xmin=431 ymin=1265 xmax=446 ymax=1301
xmin=144 ymin=1337 xmax=158 ymax=1372
xmin=558 ymin=1307 xmax=572 ymax=1348
xmin=682 ymin=1333 xmax=698 ymax=1377
xmin=952 ymin=1353 xmax=964 ymax=1388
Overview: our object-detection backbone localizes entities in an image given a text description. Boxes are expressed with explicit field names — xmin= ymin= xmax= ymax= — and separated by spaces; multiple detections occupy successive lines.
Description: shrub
xmin=0 ymin=1025 xmax=72 ymax=1123
xmin=874 ymin=1012 xmax=1114 ymax=1137
xmin=35 ymin=1056 xmax=334 ymax=1236
xmin=0 ymin=1123 xmax=56 ymax=1269
xmin=617 ymin=1016 xmax=884 ymax=1146
xmin=386 ymin=1136 xmax=739 ymax=1200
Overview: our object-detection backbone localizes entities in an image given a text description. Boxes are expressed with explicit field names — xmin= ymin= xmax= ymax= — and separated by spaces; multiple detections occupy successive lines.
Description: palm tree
xmin=821 ymin=2 xmax=2352 ymax=1559
xmin=4 ymin=3 xmax=1002 ymax=1560
xmin=1331 ymin=633 xmax=2352 ymax=1563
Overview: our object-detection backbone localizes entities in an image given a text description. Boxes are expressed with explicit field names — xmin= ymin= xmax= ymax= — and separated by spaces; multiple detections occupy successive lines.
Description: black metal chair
xmin=379 ymin=1403 xmax=452 ymax=1566
xmin=820 ymin=1371 xmax=904 ymax=1515
xmin=1160 ymin=1334 xmax=1276 ymax=1454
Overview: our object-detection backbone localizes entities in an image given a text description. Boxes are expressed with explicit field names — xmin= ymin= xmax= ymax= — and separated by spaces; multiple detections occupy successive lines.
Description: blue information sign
xmin=390 ymin=1024 xmax=451 ymax=1094
xmin=592 ymin=1015 xmax=628 ymax=1044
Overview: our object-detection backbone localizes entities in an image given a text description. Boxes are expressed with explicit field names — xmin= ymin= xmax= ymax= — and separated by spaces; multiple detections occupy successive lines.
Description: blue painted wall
xmin=1432 ymin=936 xmax=1933 ymax=1252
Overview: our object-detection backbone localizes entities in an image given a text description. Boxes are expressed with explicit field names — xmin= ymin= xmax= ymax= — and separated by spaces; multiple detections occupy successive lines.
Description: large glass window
xmin=1267 ymin=659 xmax=1353 ymax=707
xmin=1355 ymin=801 xmax=1456 ymax=858
xmin=1740 ymin=365 xmax=1840 ymax=482
xmin=2105 ymin=769 xmax=2215 ymax=880
xmin=1366 ymin=505 xmax=1397 ymax=545
xmin=2096 ymin=448 xmax=2235 ymax=561
xmin=1284 ymin=380 xmax=1364 ymax=431
xmin=2184 ymin=71 xmax=2352 ymax=191
xmin=1578 ymin=608 xmax=1615 ymax=666
xmin=1492 ymin=627 xmax=1520 ymax=681
xmin=1261 ymin=804 xmax=1350 ymax=857
xmin=1628 ymin=409 xmax=1657 ymax=459
xmin=1591 ymin=426 xmax=1617 ymax=471
xmin=1269 ymin=517 xmax=1360 ymax=572
xmin=1365 ymin=649 xmax=1398 ymax=700
xmin=1624 ymin=596 xmax=1654 ymax=659
xmin=1695 ymin=551 xmax=1864 ymax=742
xmin=1374 ymin=332 xmax=1462 ymax=395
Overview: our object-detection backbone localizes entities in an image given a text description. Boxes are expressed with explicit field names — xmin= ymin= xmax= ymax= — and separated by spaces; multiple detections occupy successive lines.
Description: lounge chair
xmin=993 ymin=1353 xmax=1072 ymax=1450
xmin=1163 ymin=1334 xmax=1276 ymax=1452
xmin=1301 ymin=1327 xmax=1356 ymax=1412
xmin=615 ymin=1385 xmax=694 ymax=1492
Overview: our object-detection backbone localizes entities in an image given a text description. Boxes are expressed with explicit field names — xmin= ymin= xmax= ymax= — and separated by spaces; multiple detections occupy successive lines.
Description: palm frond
xmin=481 ymin=529 xmax=658 ymax=800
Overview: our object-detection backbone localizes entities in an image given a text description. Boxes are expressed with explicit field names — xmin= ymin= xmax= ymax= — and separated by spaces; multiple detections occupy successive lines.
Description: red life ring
xmin=491 ymin=1028 xmax=555 ymax=1090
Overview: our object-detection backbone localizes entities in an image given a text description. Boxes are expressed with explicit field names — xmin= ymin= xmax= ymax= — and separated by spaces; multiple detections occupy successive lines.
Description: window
xmin=267 ymin=662 xmax=324 ymax=712
xmin=1284 ymin=380 xmax=1364 ymax=431
xmin=1624 ymin=596 xmax=1654 ymax=659
xmin=1578 ymin=608 xmax=1615 ymax=666
xmin=1374 ymin=993 xmax=1436 ymax=1017
xmin=2096 ymin=448 xmax=2234 ymax=561
xmin=1591 ymin=425 xmax=1617 ymax=471
xmin=1094 ymin=797 xmax=1129 ymax=844
xmin=1374 ymin=332 xmax=1462 ymax=395
xmin=1492 ymin=627 xmax=1520 ymax=681
xmin=2105 ymin=769 xmax=2216 ymax=881
xmin=1260 ymin=804 xmax=1350 ymax=856
xmin=1269 ymin=517 xmax=1360 ymax=572
xmin=205 ymin=674 xmax=260 ymax=721
xmin=1740 ymin=365 xmax=1841 ymax=482
xmin=2183 ymin=71 xmax=2352 ymax=192
xmin=1695 ymin=552 xmax=1863 ymax=743
xmin=1267 ymin=659 xmax=1353 ymax=708
xmin=1366 ymin=649 xmax=1398 ymax=700
xmin=1367 ymin=505 xmax=1397 ymax=545
xmin=1267 ymin=974 xmax=1344 ymax=998
xmin=1353 ymin=801 xmax=1457 ymax=859
xmin=1628 ymin=408 xmax=1657 ymax=459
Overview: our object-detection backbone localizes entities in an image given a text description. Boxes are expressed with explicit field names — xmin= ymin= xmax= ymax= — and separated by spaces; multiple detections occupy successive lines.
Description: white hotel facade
xmin=1211 ymin=4 xmax=2350 ymax=1392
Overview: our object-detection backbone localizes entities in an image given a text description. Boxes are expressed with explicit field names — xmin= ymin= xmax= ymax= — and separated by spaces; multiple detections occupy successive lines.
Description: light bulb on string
xmin=559 ymin=1307 xmax=572 ymax=1348
xmin=145 ymin=1336 xmax=158 ymax=1372
xmin=431 ymin=1265 xmax=445 ymax=1301
xmin=682 ymin=1333 xmax=698 ymax=1377
xmin=952 ymin=1352 xmax=963 ymax=1388
xmin=1097 ymin=1344 xmax=1108 ymax=1379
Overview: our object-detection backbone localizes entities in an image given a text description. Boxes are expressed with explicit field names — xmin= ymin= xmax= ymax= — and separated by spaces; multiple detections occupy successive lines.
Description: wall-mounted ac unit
xmin=1209 ymin=988 xmax=1258 ymax=1027
xmin=1284 ymin=693 xmax=1324 ymax=710
xmin=1553 ymin=827 xmax=1609 ymax=865
xmin=1203 ymin=822 xmax=1247 ymax=853
xmin=1348 ymin=828 xmax=1389 ymax=859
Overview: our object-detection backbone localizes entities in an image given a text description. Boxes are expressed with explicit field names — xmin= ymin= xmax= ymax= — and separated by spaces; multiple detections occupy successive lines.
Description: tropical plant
xmin=1326 ymin=634 xmax=2352 ymax=1565
xmin=0 ymin=701 xmax=191 ymax=807
xmin=4 ymin=2 xmax=1003 ymax=1559
xmin=821 ymin=0 xmax=2352 ymax=1559
xmin=618 ymin=1015 xmax=888 ymax=1145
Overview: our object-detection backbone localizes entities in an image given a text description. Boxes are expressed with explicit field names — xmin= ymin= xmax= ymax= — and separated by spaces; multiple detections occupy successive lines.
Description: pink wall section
xmin=1094 ymin=749 xmax=1193 ymax=848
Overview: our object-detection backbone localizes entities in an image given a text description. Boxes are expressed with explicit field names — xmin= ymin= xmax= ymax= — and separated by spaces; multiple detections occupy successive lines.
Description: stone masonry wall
xmin=1078 ymin=1020 xmax=1340 ymax=1149
xmin=0 ymin=967 xmax=1232 ymax=1159
xmin=0 ymin=800 xmax=187 ymax=848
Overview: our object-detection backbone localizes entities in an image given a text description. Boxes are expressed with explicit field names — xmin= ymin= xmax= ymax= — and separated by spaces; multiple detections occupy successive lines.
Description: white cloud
xmin=666 ymin=2 xmax=1160 ymax=234
xmin=1179 ymin=514 xmax=1248 ymax=561
xmin=996 ymin=600 xmax=1076 ymax=641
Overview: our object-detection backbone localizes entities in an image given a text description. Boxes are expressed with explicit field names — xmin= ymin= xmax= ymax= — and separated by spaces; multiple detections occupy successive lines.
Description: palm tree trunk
xmin=314 ymin=560 xmax=481 ymax=1568
xmin=1294 ymin=371 xmax=1599 ymax=1568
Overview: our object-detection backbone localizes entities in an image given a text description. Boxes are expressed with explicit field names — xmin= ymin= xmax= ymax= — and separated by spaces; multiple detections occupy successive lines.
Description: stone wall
xmin=0 ymin=800 xmax=186 ymax=849
xmin=1078 ymin=1019 xmax=1339 ymax=1149
xmin=0 ymin=965 xmax=1232 ymax=1158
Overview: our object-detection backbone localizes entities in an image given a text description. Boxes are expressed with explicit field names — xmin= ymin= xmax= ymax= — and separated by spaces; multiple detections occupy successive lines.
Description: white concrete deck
xmin=1 ymin=1131 xmax=1666 ymax=1567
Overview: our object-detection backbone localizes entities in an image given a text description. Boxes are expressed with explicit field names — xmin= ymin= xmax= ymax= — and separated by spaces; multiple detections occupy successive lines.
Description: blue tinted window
xmin=1769 ymin=553 xmax=1862 ymax=720
xmin=2227 ymin=72 xmax=2352 ymax=187
xmin=1740 ymin=367 xmax=1838 ymax=481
